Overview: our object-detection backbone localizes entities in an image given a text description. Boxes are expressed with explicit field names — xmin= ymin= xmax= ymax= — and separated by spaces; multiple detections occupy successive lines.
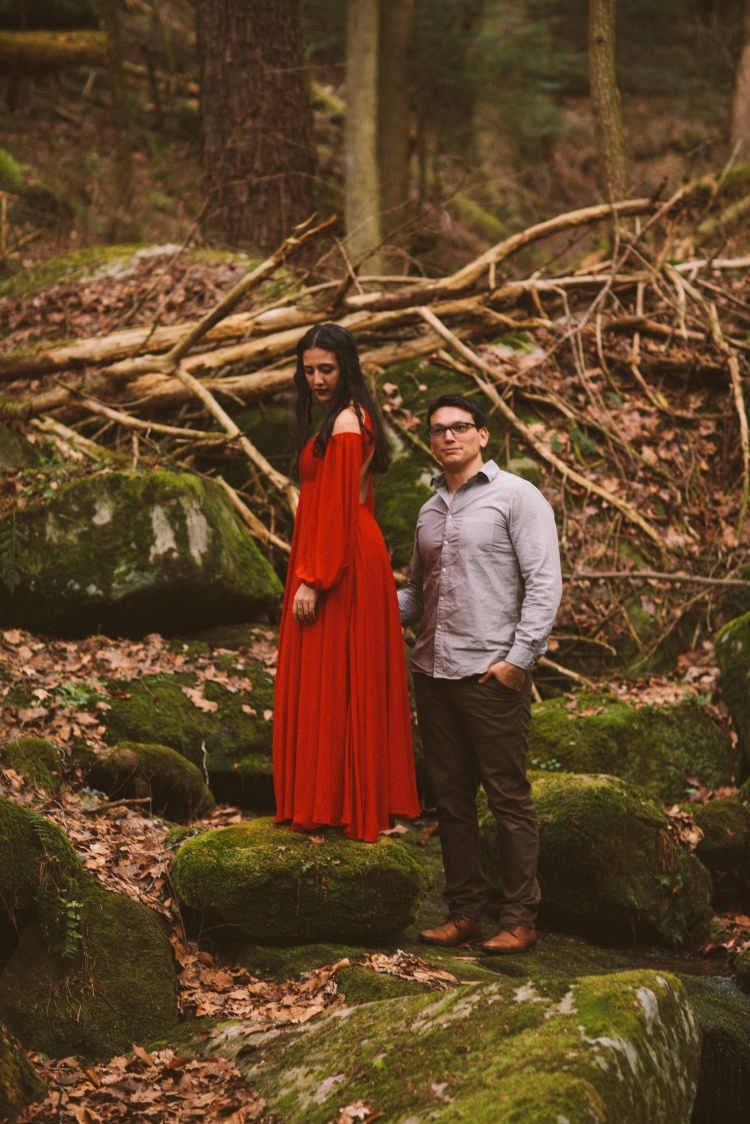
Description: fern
xmin=0 ymin=512 xmax=27 ymax=595
xmin=59 ymin=892 xmax=84 ymax=961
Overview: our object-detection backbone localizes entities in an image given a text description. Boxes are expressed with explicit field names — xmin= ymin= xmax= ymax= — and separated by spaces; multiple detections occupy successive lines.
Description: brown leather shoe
xmin=419 ymin=915 xmax=483 ymax=947
xmin=481 ymin=925 xmax=537 ymax=955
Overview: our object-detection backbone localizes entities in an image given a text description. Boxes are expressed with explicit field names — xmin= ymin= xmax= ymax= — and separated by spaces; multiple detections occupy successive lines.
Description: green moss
xmin=232 ymin=942 xmax=365 ymax=982
xmin=170 ymin=819 xmax=430 ymax=944
xmin=87 ymin=741 xmax=215 ymax=822
xmin=0 ymin=890 xmax=178 ymax=1060
xmin=0 ymin=737 xmax=62 ymax=793
xmin=717 ymin=612 xmax=750 ymax=769
xmin=336 ymin=965 xmax=430 ymax=1003
xmin=480 ymin=773 xmax=711 ymax=946
xmin=0 ymin=426 xmax=39 ymax=471
xmin=528 ymin=692 xmax=738 ymax=801
xmin=0 ymin=469 xmax=282 ymax=636
xmin=0 ymin=1019 xmax=45 ymax=1122
xmin=690 ymin=799 xmax=750 ymax=874
xmin=0 ymin=148 xmax=26 ymax=193
xmin=0 ymin=245 xmax=144 ymax=300
xmin=680 ymin=976 xmax=750 ymax=1124
xmin=103 ymin=667 xmax=275 ymax=782
xmin=169 ymin=970 xmax=699 ymax=1123
xmin=0 ymin=797 xmax=87 ymax=954
xmin=373 ymin=453 xmax=432 ymax=568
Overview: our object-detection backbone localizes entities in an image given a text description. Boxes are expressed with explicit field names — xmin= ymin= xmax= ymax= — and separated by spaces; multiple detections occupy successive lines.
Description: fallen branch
xmin=215 ymin=477 xmax=291 ymax=554
xmin=567 ymin=570 xmax=750 ymax=588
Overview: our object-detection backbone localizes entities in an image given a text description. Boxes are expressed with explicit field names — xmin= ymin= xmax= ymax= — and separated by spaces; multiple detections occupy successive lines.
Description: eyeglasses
xmin=428 ymin=422 xmax=478 ymax=438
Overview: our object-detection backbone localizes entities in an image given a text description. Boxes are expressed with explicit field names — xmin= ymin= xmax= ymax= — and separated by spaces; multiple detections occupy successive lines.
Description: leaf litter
xmin=0 ymin=627 xmax=457 ymax=1122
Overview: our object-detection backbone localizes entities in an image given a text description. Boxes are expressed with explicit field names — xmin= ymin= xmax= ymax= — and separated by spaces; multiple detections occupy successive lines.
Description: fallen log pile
xmin=2 ymin=187 xmax=749 ymax=673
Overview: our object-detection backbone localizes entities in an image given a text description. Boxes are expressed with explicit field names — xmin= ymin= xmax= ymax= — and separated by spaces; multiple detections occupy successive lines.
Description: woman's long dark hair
xmin=294 ymin=322 xmax=392 ymax=474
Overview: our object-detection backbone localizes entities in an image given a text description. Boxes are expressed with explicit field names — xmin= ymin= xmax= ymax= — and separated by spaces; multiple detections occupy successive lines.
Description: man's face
xmin=428 ymin=406 xmax=489 ymax=472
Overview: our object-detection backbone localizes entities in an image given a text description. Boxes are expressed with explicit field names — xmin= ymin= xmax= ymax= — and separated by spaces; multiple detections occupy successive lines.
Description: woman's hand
xmin=293 ymin=582 xmax=319 ymax=625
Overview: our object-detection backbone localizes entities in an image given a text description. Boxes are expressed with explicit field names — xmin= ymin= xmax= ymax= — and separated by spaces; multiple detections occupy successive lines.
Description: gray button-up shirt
xmin=398 ymin=460 xmax=562 ymax=678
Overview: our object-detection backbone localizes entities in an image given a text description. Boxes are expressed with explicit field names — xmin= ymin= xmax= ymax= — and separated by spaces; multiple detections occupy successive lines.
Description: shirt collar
xmin=431 ymin=459 xmax=499 ymax=491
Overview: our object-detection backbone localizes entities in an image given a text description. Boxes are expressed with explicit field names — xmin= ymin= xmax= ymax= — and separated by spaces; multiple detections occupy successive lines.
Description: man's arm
xmin=397 ymin=533 xmax=424 ymax=626
xmin=504 ymin=484 xmax=563 ymax=669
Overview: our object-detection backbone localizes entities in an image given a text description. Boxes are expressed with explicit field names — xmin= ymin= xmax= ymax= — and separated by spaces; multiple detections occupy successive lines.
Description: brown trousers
xmin=413 ymin=671 xmax=540 ymax=927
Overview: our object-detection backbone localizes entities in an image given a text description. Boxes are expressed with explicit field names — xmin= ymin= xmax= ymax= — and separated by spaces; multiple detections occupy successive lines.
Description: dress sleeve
xmin=294 ymin=432 xmax=362 ymax=591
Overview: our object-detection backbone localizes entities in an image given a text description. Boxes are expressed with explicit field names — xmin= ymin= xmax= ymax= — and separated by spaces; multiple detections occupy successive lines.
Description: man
xmin=398 ymin=393 xmax=562 ymax=954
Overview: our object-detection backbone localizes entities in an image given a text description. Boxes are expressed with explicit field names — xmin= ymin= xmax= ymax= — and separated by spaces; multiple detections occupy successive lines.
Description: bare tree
xmin=195 ymin=0 xmax=315 ymax=252
xmin=732 ymin=0 xmax=750 ymax=157
xmin=345 ymin=0 xmax=382 ymax=265
xmin=378 ymin=0 xmax=414 ymax=242
xmin=588 ymin=0 xmax=628 ymax=201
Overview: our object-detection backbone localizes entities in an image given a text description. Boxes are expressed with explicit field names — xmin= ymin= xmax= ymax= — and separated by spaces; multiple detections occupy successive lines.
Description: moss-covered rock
xmin=717 ymin=612 xmax=750 ymax=770
xmin=0 ymin=1019 xmax=45 ymax=1122
xmin=0 ymin=736 xmax=62 ymax=793
xmin=0 ymin=797 xmax=86 ymax=959
xmin=0 ymin=469 xmax=282 ymax=637
xmin=0 ymin=425 xmax=39 ymax=470
xmin=0 ymin=890 xmax=178 ymax=1060
xmin=102 ymin=666 xmax=275 ymax=803
xmin=87 ymin=741 xmax=215 ymax=821
xmin=170 ymin=819 xmax=430 ymax=943
xmin=164 ymin=970 xmax=700 ymax=1123
xmin=528 ymin=692 xmax=738 ymax=802
xmin=681 ymin=975 xmax=750 ymax=1124
xmin=480 ymin=773 xmax=712 ymax=946
xmin=688 ymin=799 xmax=750 ymax=908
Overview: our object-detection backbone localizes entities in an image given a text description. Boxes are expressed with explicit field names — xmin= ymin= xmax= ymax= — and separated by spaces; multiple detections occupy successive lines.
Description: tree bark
xmin=345 ymin=0 xmax=383 ymax=265
xmin=378 ymin=0 xmax=414 ymax=242
xmin=588 ymin=0 xmax=628 ymax=201
xmin=101 ymin=0 xmax=135 ymax=241
xmin=732 ymin=0 xmax=750 ymax=157
xmin=195 ymin=0 xmax=315 ymax=253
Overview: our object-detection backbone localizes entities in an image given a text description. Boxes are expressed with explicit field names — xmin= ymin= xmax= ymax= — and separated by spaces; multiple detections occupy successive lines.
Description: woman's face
xmin=303 ymin=347 xmax=341 ymax=405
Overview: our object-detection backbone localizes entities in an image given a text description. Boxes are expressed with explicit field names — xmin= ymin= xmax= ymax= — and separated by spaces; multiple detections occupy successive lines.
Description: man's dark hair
xmin=426 ymin=393 xmax=489 ymax=430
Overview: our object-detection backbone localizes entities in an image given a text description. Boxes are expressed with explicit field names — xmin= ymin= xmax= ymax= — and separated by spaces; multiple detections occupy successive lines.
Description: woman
xmin=273 ymin=322 xmax=421 ymax=842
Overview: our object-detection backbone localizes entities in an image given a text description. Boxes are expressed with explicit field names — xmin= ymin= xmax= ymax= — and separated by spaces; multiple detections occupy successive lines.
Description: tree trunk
xmin=378 ymin=0 xmax=413 ymax=243
xmin=345 ymin=0 xmax=383 ymax=266
xmin=588 ymin=0 xmax=628 ymax=201
xmin=732 ymin=0 xmax=750 ymax=157
xmin=195 ymin=0 xmax=315 ymax=253
xmin=101 ymin=0 xmax=135 ymax=241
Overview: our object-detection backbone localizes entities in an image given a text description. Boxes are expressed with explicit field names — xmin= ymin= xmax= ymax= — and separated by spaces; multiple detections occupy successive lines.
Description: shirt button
xmin=437 ymin=624 xmax=442 ymax=630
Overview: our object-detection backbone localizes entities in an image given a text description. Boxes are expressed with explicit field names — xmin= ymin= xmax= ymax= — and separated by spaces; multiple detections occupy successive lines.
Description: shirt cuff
xmin=504 ymin=642 xmax=538 ymax=670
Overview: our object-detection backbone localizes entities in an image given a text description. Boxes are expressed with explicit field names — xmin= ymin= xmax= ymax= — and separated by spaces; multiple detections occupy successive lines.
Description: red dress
xmin=273 ymin=425 xmax=421 ymax=842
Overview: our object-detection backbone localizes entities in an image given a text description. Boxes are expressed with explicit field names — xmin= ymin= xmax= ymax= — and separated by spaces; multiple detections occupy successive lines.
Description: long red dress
xmin=273 ymin=424 xmax=421 ymax=842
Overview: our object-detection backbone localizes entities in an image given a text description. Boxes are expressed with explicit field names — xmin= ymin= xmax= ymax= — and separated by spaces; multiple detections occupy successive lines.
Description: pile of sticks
xmin=2 ymin=190 xmax=750 ymax=586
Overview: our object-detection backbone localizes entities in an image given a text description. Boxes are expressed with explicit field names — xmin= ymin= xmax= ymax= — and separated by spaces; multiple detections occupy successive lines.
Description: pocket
xmin=485 ymin=674 xmax=521 ymax=695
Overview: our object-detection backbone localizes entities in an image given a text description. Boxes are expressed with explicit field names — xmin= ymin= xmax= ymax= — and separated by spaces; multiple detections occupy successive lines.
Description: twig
xmin=214 ymin=476 xmax=291 ymax=554
xmin=536 ymin=656 xmax=595 ymax=688
xmin=566 ymin=570 xmax=750 ymax=588
xmin=171 ymin=364 xmax=299 ymax=513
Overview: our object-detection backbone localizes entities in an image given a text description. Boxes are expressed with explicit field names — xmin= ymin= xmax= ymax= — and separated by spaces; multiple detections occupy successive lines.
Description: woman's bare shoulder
xmin=332 ymin=406 xmax=362 ymax=435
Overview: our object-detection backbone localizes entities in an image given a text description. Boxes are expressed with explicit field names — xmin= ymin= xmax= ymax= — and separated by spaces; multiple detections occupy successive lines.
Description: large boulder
xmin=0 ymin=798 xmax=178 ymax=1058
xmin=87 ymin=741 xmax=215 ymax=822
xmin=101 ymin=665 xmax=275 ymax=804
xmin=0 ymin=1020 xmax=45 ymax=1122
xmin=681 ymin=975 xmax=750 ymax=1124
xmin=0 ymin=469 xmax=283 ymax=637
xmin=165 ymin=970 xmax=701 ymax=1123
xmin=528 ymin=692 xmax=738 ymax=802
xmin=717 ymin=612 xmax=750 ymax=769
xmin=170 ymin=819 xmax=430 ymax=943
xmin=480 ymin=773 xmax=712 ymax=946
xmin=0 ymin=891 xmax=178 ymax=1060
xmin=0 ymin=736 xmax=63 ymax=793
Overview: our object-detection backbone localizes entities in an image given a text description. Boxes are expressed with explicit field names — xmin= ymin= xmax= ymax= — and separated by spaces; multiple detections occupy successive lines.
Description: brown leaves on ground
xmin=16 ymin=1048 xmax=267 ymax=1123
xmin=0 ymin=627 xmax=277 ymax=755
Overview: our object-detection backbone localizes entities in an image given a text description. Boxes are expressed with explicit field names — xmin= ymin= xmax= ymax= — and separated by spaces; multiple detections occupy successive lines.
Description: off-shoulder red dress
xmin=273 ymin=425 xmax=421 ymax=842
